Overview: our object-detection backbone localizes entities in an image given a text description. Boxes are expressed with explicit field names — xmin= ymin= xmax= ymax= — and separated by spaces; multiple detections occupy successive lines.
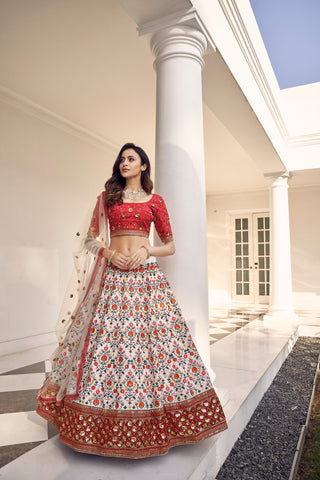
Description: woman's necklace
xmin=123 ymin=188 xmax=147 ymax=201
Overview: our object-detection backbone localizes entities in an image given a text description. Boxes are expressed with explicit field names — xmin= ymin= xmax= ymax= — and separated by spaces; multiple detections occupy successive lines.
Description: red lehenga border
xmin=37 ymin=388 xmax=227 ymax=458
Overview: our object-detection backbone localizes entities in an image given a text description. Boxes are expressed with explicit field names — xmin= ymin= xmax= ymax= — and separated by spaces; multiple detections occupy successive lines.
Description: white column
xmin=264 ymin=173 xmax=296 ymax=321
xmin=150 ymin=26 xmax=212 ymax=371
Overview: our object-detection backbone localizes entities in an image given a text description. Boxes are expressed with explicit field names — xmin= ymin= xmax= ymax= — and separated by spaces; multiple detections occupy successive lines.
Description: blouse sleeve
xmin=153 ymin=195 xmax=174 ymax=243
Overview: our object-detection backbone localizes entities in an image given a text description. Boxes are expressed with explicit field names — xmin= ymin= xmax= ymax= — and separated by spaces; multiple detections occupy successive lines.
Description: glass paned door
xmin=234 ymin=217 xmax=251 ymax=299
xmin=231 ymin=212 xmax=270 ymax=304
xmin=253 ymin=214 xmax=270 ymax=303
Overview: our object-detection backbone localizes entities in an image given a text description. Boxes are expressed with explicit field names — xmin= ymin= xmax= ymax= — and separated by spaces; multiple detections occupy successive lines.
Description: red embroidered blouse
xmin=90 ymin=192 xmax=173 ymax=244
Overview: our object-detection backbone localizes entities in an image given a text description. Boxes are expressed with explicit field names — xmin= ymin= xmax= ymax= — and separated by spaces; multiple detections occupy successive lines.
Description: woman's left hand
xmin=126 ymin=247 xmax=148 ymax=270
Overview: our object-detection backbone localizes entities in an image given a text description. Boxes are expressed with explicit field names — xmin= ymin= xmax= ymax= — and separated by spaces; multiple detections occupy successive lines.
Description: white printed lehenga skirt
xmin=37 ymin=260 xmax=227 ymax=458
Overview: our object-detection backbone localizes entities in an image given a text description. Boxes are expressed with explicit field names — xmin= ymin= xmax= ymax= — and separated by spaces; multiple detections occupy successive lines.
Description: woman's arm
xmin=102 ymin=248 xmax=114 ymax=260
xmin=149 ymin=241 xmax=175 ymax=257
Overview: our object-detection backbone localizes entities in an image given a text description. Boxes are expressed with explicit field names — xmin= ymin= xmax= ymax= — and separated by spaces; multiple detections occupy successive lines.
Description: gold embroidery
xmin=37 ymin=389 xmax=227 ymax=459
xmin=110 ymin=230 xmax=149 ymax=238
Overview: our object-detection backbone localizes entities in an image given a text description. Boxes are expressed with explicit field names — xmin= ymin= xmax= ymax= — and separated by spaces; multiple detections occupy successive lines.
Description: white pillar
xmin=150 ymin=26 xmax=212 ymax=371
xmin=264 ymin=173 xmax=296 ymax=321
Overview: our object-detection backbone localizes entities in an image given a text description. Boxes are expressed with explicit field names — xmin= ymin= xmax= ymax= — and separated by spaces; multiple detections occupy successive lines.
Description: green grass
xmin=297 ymin=372 xmax=320 ymax=480
xmin=303 ymin=421 xmax=320 ymax=480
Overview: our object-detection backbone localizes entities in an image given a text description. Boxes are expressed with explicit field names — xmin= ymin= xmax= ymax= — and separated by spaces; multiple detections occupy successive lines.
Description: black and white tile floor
xmin=0 ymin=360 xmax=56 ymax=468
xmin=208 ymin=305 xmax=267 ymax=344
xmin=0 ymin=305 xmax=266 ymax=469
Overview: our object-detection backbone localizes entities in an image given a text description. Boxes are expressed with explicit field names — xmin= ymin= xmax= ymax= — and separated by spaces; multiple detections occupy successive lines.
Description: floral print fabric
xmin=37 ymin=261 xmax=227 ymax=457
xmin=78 ymin=262 xmax=212 ymax=409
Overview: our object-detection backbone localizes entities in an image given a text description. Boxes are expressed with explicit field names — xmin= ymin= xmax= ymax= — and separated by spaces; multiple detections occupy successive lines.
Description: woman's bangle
xmin=108 ymin=249 xmax=116 ymax=264
xmin=140 ymin=245 xmax=150 ymax=259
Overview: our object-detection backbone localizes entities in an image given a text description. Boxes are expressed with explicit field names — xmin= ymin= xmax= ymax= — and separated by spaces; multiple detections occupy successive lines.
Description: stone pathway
xmin=216 ymin=336 xmax=320 ymax=480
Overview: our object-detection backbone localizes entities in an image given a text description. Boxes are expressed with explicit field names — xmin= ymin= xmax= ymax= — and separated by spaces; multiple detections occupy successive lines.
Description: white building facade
xmin=0 ymin=0 xmax=320 ymax=476
xmin=1 ymin=0 xmax=319 ymax=352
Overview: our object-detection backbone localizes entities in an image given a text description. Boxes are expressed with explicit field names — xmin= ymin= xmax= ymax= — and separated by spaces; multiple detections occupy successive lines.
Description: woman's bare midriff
xmin=109 ymin=235 xmax=151 ymax=257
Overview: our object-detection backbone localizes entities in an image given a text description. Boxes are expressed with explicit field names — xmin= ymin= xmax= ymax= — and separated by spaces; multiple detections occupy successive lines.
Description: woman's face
xmin=119 ymin=148 xmax=146 ymax=180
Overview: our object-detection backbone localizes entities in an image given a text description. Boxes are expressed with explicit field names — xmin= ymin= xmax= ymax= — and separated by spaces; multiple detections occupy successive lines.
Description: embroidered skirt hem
xmin=36 ymin=388 xmax=227 ymax=459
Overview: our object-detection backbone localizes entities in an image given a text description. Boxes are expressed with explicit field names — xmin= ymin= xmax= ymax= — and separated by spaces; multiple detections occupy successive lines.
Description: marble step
xmin=0 ymin=317 xmax=301 ymax=480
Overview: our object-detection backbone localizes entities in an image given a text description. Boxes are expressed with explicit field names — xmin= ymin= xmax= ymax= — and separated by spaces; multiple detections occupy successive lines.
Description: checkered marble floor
xmin=0 ymin=305 xmax=267 ymax=469
xmin=209 ymin=305 xmax=268 ymax=344
xmin=0 ymin=360 xmax=55 ymax=468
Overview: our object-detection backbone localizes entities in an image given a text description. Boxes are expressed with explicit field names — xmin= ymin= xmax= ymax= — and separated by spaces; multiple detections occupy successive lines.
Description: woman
xmin=37 ymin=143 xmax=227 ymax=458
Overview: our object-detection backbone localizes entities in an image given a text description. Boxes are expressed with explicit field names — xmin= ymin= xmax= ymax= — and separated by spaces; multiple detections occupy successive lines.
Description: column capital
xmin=151 ymin=25 xmax=207 ymax=70
xmin=271 ymin=172 xmax=290 ymax=188
xmin=264 ymin=171 xmax=290 ymax=189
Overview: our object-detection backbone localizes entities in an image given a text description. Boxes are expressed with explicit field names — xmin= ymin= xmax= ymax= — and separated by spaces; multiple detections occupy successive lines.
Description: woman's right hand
xmin=108 ymin=251 xmax=130 ymax=270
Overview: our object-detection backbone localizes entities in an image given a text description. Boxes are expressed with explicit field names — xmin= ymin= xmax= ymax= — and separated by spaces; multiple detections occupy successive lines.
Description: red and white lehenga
xmin=37 ymin=192 xmax=227 ymax=458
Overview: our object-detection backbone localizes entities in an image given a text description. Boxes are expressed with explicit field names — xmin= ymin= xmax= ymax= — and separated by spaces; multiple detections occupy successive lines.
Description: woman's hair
xmin=105 ymin=143 xmax=153 ymax=206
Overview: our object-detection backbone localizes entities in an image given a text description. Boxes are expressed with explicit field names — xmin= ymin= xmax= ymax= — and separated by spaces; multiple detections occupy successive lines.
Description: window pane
xmin=235 ymin=219 xmax=241 ymax=230
xmin=258 ymin=244 xmax=264 ymax=255
xmin=258 ymin=218 xmax=264 ymax=229
xmin=259 ymin=271 xmax=265 ymax=282
xmin=242 ymin=218 xmax=248 ymax=229
xmin=236 ymin=283 xmax=242 ymax=295
xmin=259 ymin=257 xmax=265 ymax=269
xmin=236 ymin=257 xmax=242 ymax=268
xmin=258 ymin=231 xmax=264 ymax=242
xmin=266 ymin=270 xmax=270 ymax=282
xmin=265 ymin=217 xmax=270 ymax=229
xmin=259 ymin=284 xmax=265 ymax=296
xmin=236 ymin=270 xmax=242 ymax=281
xmin=236 ymin=232 xmax=241 ymax=243
xmin=243 ymin=283 xmax=249 ymax=295
xmin=236 ymin=244 xmax=241 ymax=255
xmin=243 ymin=244 xmax=248 ymax=255
xmin=266 ymin=244 xmax=270 ymax=256
xmin=243 ymin=231 xmax=248 ymax=242
xmin=266 ymin=257 xmax=270 ymax=269
xmin=243 ymin=270 xmax=249 ymax=281
xmin=265 ymin=231 xmax=270 ymax=242
xmin=266 ymin=284 xmax=270 ymax=296
xmin=243 ymin=257 xmax=249 ymax=268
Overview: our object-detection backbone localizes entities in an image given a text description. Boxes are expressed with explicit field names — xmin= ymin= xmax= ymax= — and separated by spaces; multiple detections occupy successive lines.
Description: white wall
xmin=289 ymin=186 xmax=320 ymax=309
xmin=0 ymin=101 xmax=118 ymax=348
xmin=2 ymin=99 xmax=319 ymax=352
xmin=207 ymin=185 xmax=320 ymax=311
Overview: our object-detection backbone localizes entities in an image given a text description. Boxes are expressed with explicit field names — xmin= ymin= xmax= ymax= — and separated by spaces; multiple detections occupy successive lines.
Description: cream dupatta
xmin=40 ymin=192 xmax=109 ymax=403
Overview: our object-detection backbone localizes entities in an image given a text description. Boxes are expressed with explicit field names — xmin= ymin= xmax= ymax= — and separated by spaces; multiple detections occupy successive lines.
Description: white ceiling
xmin=1 ymin=0 xmax=319 ymax=194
